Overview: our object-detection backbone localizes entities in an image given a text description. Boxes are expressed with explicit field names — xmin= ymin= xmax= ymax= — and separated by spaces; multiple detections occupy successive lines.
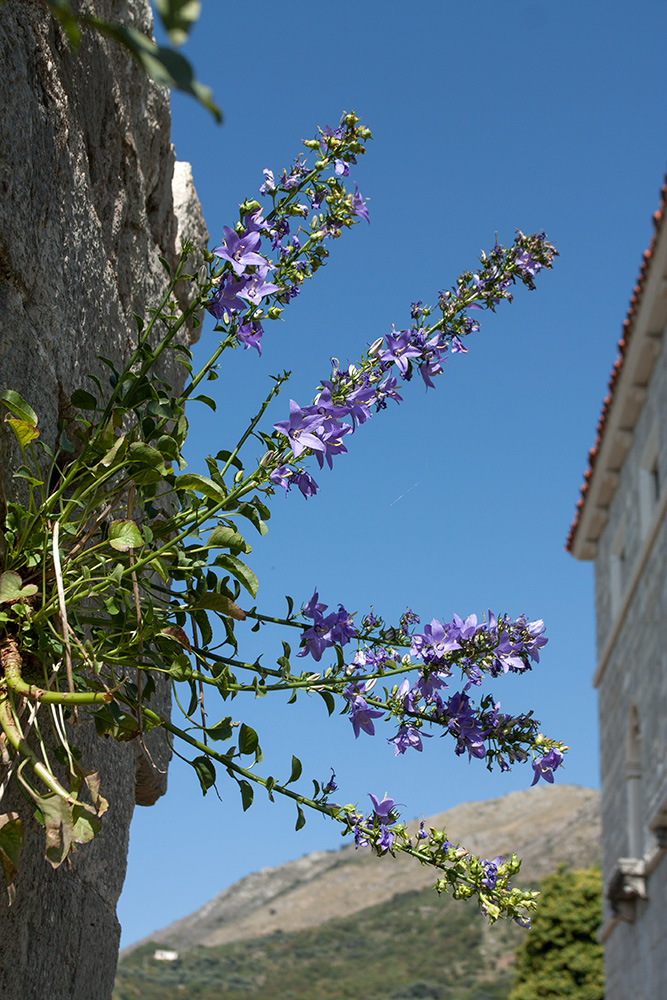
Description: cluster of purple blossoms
xmin=297 ymin=588 xmax=358 ymax=662
xmin=207 ymin=212 xmax=279 ymax=355
xmin=268 ymin=464 xmax=319 ymax=498
xmin=348 ymin=794 xmax=399 ymax=853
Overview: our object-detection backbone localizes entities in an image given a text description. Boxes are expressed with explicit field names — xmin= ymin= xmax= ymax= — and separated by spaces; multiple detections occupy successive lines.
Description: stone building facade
xmin=567 ymin=173 xmax=667 ymax=999
xmin=0 ymin=2 xmax=206 ymax=997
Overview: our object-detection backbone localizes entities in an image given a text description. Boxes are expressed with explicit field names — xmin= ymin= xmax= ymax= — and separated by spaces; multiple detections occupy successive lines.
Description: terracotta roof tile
xmin=566 ymin=170 xmax=667 ymax=552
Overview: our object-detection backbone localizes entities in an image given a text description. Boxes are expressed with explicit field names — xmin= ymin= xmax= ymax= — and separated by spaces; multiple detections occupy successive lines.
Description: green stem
xmin=139 ymin=706 xmax=334 ymax=818
xmin=0 ymin=694 xmax=77 ymax=804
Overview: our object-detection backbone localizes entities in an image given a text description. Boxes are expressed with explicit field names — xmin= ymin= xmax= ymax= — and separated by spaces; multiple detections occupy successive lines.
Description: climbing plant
xmin=0 ymin=113 xmax=563 ymax=925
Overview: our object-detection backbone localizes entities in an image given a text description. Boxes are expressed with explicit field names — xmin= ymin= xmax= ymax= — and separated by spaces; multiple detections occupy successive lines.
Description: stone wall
xmin=593 ymin=331 xmax=667 ymax=999
xmin=0 ymin=2 xmax=206 ymax=997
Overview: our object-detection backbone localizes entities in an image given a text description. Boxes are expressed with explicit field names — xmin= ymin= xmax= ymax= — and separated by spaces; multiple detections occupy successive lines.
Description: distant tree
xmin=510 ymin=866 xmax=604 ymax=1000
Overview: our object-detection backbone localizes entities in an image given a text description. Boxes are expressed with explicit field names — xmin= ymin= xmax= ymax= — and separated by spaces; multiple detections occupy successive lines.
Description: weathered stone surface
xmin=0 ymin=2 xmax=206 ymax=997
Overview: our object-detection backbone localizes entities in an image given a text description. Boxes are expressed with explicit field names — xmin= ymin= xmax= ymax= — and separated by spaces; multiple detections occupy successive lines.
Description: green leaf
xmin=193 ymin=393 xmax=216 ymax=411
xmin=237 ymin=723 xmax=259 ymax=756
xmin=12 ymin=465 xmax=44 ymax=486
xmin=128 ymin=441 xmax=169 ymax=469
xmin=235 ymin=502 xmax=268 ymax=536
xmin=206 ymin=525 xmax=249 ymax=554
xmin=295 ymin=804 xmax=306 ymax=831
xmin=214 ymin=449 xmax=243 ymax=472
xmin=214 ymin=555 xmax=258 ymax=598
xmin=108 ymin=519 xmax=143 ymax=552
xmin=317 ymin=690 xmax=336 ymax=716
xmin=93 ymin=704 xmax=138 ymax=741
xmin=70 ymin=389 xmax=98 ymax=410
xmin=167 ymin=654 xmax=193 ymax=682
xmin=156 ymin=434 xmax=180 ymax=462
xmin=286 ymin=755 xmax=302 ymax=786
xmin=239 ymin=779 xmax=254 ymax=811
xmin=191 ymin=756 xmax=216 ymax=795
xmin=154 ymin=0 xmax=201 ymax=45
xmin=265 ymin=775 xmax=275 ymax=802
xmin=174 ymin=473 xmax=227 ymax=501
xmin=1 ymin=389 xmax=38 ymax=424
xmin=0 ymin=571 xmax=38 ymax=605
xmin=205 ymin=717 xmax=233 ymax=742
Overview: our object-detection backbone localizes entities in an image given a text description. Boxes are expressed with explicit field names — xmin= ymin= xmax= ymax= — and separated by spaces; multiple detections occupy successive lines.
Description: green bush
xmin=509 ymin=866 xmax=604 ymax=1000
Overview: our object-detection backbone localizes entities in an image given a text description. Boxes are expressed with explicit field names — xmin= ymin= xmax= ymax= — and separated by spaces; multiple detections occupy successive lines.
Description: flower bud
xmin=267 ymin=306 xmax=283 ymax=320
xmin=239 ymin=199 xmax=261 ymax=215
xmin=198 ymin=264 xmax=208 ymax=285
xmin=234 ymin=470 xmax=244 ymax=483
xmin=259 ymin=450 xmax=275 ymax=468
xmin=302 ymin=139 xmax=320 ymax=150
xmin=367 ymin=337 xmax=384 ymax=357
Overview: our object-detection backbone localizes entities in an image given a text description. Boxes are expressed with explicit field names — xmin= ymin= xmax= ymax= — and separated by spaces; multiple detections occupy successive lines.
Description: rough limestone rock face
xmin=0 ymin=2 xmax=206 ymax=997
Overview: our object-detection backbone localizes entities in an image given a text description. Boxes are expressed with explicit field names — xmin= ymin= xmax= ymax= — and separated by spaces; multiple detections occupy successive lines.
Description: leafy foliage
xmin=509 ymin=866 xmax=604 ymax=1000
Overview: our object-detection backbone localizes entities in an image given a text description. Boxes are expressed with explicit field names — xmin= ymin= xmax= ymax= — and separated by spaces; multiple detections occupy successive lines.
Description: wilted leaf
xmin=5 ymin=418 xmax=39 ymax=447
xmin=0 ymin=813 xmax=23 ymax=904
xmin=192 ymin=593 xmax=246 ymax=621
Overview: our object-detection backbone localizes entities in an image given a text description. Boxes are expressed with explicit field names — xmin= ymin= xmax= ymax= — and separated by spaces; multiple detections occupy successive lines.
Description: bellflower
xmin=207 ymin=275 xmax=249 ymax=318
xmin=530 ymin=747 xmax=564 ymax=786
xmin=238 ymin=265 xmax=280 ymax=305
xmin=388 ymin=724 xmax=431 ymax=756
xmin=259 ymin=168 xmax=275 ymax=195
xmin=237 ymin=322 xmax=263 ymax=355
xmin=213 ymin=226 xmax=266 ymax=276
xmin=348 ymin=694 xmax=384 ymax=738
xmin=274 ymin=401 xmax=326 ymax=459
xmin=351 ymin=183 xmax=370 ymax=223
xmin=368 ymin=793 xmax=397 ymax=822
xmin=379 ymin=330 xmax=423 ymax=376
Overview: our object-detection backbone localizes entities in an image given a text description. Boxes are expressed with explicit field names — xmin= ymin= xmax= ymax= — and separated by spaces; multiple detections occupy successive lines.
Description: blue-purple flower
xmin=213 ymin=226 xmax=266 ymax=276
xmin=347 ymin=694 xmax=384 ymax=738
xmin=531 ymin=747 xmax=564 ymax=786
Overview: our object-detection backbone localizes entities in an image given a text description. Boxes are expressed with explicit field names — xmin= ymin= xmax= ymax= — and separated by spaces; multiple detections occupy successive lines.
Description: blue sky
xmin=118 ymin=0 xmax=667 ymax=946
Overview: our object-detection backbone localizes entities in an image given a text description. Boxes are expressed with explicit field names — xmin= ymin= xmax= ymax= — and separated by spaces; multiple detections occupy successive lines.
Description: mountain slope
xmin=122 ymin=784 xmax=600 ymax=955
